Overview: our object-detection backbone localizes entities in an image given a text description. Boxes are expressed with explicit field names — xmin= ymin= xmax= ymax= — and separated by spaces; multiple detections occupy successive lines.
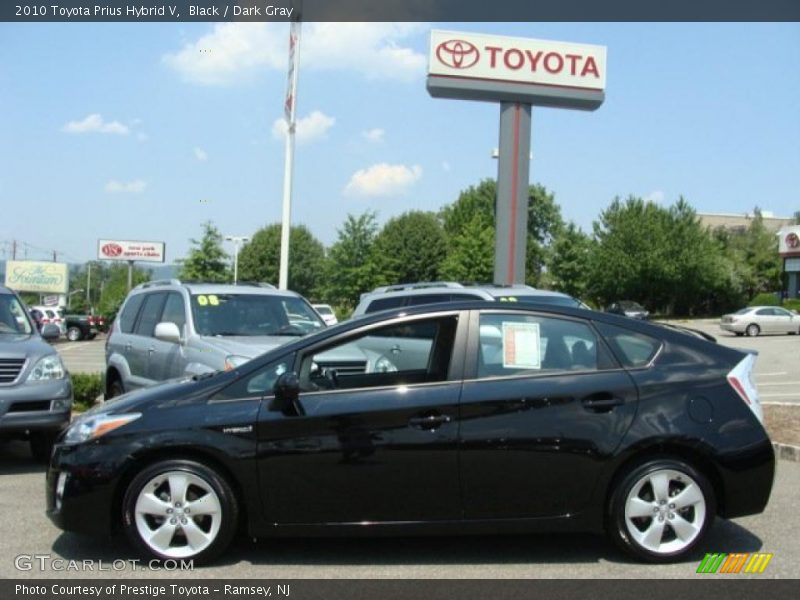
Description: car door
xmin=147 ymin=291 xmax=188 ymax=381
xmin=772 ymin=307 xmax=796 ymax=333
xmin=255 ymin=311 xmax=467 ymax=525
xmin=458 ymin=309 xmax=639 ymax=519
xmin=129 ymin=292 xmax=167 ymax=388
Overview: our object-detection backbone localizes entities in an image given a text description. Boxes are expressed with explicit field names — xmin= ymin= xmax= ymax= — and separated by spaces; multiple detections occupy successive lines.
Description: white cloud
xmin=272 ymin=110 xmax=335 ymax=144
xmin=644 ymin=190 xmax=665 ymax=204
xmin=163 ymin=22 xmax=426 ymax=86
xmin=62 ymin=114 xmax=130 ymax=135
xmin=344 ymin=163 xmax=422 ymax=198
xmin=362 ymin=128 xmax=385 ymax=143
xmin=105 ymin=179 xmax=147 ymax=193
xmin=194 ymin=147 xmax=209 ymax=161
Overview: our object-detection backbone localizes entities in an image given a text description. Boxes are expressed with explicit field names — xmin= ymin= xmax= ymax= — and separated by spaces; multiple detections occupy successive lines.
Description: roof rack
xmin=233 ymin=281 xmax=277 ymax=289
xmin=370 ymin=281 xmax=465 ymax=294
xmin=135 ymin=279 xmax=182 ymax=289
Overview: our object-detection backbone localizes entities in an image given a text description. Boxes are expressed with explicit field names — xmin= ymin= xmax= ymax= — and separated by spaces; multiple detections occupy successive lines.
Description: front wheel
xmin=122 ymin=460 xmax=238 ymax=563
xmin=607 ymin=458 xmax=714 ymax=562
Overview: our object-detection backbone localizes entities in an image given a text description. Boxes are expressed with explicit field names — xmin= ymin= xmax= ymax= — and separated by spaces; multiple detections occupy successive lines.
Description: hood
xmin=199 ymin=335 xmax=301 ymax=358
xmin=0 ymin=333 xmax=56 ymax=357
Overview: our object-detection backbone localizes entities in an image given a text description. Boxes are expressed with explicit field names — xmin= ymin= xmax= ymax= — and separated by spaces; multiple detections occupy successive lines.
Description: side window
xmin=365 ymin=296 xmax=406 ymax=314
xmin=755 ymin=308 xmax=772 ymax=316
xmin=161 ymin=293 xmax=187 ymax=331
xmin=299 ymin=316 xmax=458 ymax=392
xmin=134 ymin=293 xmax=167 ymax=337
xmin=477 ymin=313 xmax=604 ymax=379
xmin=594 ymin=322 xmax=661 ymax=368
xmin=213 ymin=357 xmax=291 ymax=401
xmin=119 ymin=294 xmax=145 ymax=333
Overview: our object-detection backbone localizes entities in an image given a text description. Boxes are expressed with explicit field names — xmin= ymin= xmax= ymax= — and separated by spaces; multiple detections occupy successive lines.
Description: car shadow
xmin=50 ymin=518 xmax=763 ymax=569
xmin=0 ymin=440 xmax=46 ymax=475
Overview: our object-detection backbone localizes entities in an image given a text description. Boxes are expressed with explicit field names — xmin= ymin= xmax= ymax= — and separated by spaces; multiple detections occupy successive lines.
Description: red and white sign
xmin=778 ymin=226 xmax=800 ymax=257
xmin=429 ymin=30 xmax=607 ymax=92
xmin=97 ymin=239 xmax=165 ymax=263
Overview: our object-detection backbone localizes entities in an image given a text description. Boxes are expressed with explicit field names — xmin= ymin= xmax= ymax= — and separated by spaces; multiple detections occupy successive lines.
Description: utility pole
xmin=225 ymin=236 xmax=250 ymax=284
xmin=12 ymin=240 xmax=16 ymax=260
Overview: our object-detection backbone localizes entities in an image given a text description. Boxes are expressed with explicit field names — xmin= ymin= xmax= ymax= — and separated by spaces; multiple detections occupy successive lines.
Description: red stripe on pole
xmin=507 ymin=103 xmax=521 ymax=283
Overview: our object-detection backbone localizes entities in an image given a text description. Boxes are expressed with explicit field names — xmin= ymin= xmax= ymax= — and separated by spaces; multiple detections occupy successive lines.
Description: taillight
xmin=88 ymin=317 xmax=95 ymax=325
xmin=727 ymin=353 xmax=762 ymax=423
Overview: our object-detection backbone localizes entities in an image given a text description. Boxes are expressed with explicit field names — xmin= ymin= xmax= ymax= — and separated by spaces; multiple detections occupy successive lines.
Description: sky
xmin=0 ymin=21 xmax=799 ymax=265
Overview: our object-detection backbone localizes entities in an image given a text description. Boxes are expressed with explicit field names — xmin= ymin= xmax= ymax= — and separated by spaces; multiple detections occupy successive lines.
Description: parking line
xmin=758 ymin=372 xmax=788 ymax=377
xmin=760 ymin=393 xmax=800 ymax=398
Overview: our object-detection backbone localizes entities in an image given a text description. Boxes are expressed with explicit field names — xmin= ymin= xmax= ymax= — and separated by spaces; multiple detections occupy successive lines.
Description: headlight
xmin=224 ymin=355 xmax=251 ymax=371
xmin=63 ymin=412 xmax=141 ymax=445
xmin=26 ymin=354 xmax=66 ymax=381
xmin=374 ymin=356 xmax=398 ymax=373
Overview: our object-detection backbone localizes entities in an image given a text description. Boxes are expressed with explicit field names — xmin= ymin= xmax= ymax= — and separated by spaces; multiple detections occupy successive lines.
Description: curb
xmin=773 ymin=442 xmax=800 ymax=462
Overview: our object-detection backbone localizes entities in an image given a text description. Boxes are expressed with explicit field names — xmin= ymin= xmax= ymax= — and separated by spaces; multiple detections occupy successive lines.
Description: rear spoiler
xmin=655 ymin=322 xmax=717 ymax=343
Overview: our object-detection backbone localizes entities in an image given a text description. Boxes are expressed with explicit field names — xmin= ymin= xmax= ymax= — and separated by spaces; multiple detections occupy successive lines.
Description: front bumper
xmin=0 ymin=378 xmax=72 ymax=435
xmin=46 ymin=440 xmax=128 ymax=536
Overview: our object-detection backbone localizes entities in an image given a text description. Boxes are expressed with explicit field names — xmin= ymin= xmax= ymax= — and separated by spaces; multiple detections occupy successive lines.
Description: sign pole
xmin=279 ymin=20 xmax=301 ymax=290
xmin=494 ymin=102 xmax=532 ymax=285
xmin=127 ymin=261 xmax=133 ymax=292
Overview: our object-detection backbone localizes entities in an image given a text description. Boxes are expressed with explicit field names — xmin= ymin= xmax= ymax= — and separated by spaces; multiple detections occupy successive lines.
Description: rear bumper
xmin=718 ymin=437 xmax=775 ymax=519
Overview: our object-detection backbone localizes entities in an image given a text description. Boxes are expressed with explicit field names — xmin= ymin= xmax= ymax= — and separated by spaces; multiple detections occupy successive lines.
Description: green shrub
xmin=784 ymin=298 xmax=800 ymax=312
xmin=71 ymin=372 xmax=103 ymax=412
xmin=749 ymin=292 xmax=780 ymax=306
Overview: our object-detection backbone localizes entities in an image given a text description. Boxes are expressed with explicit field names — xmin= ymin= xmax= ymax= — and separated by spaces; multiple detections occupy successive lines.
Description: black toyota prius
xmin=46 ymin=302 xmax=774 ymax=564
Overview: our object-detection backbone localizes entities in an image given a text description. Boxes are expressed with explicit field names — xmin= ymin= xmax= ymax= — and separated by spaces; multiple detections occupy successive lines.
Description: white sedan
xmin=719 ymin=305 xmax=800 ymax=336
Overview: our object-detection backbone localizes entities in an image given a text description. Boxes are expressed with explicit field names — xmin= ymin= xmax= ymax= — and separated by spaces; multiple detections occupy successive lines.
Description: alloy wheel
xmin=134 ymin=470 xmax=222 ymax=559
xmin=623 ymin=468 xmax=707 ymax=555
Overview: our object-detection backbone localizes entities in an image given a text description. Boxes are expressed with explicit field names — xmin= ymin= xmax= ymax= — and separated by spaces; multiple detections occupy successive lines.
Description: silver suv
xmin=353 ymin=282 xmax=586 ymax=316
xmin=104 ymin=280 xmax=327 ymax=397
xmin=0 ymin=286 xmax=72 ymax=461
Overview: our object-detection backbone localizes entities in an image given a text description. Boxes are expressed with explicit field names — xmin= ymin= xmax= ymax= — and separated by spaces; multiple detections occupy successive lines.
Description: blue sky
xmin=1 ymin=22 xmax=798 ymax=265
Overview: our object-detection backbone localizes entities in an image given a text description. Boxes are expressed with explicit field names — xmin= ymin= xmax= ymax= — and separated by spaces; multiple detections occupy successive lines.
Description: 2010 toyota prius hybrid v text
xmin=46 ymin=302 xmax=774 ymax=564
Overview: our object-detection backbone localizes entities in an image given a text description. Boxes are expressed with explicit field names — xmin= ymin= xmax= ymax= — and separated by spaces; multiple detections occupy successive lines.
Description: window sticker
xmin=197 ymin=295 xmax=208 ymax=306
xmin=208 ymin=294 xmax=219 ymax=306
xmin=502 ymin=321 xmax=541 ymax=369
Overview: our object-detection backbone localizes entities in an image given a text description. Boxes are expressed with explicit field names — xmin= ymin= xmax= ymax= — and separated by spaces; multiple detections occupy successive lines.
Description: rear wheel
xmin=607 ymin=458 xmax=714 ymax=562
xmin=122 ymin=460 xmax=238 ymax=563
xmin=67 ymin=326 xmax=82 ymax=342
xmin=746 ymin=323 xmax=760 ymax=337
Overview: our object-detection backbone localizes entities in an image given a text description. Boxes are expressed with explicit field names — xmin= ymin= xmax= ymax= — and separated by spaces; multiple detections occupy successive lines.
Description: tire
xmin=734 ymin=333 xmax=744 ymax=337
xmin=107 ymin=378 xmax=125 ymax=399
xmin=67 ymin=327 xmax=82 ymax=342
xmin=29 ymin=431 xmax=58 ymax=464
xmin=122 ymin=459 xmax=238 ymax=564
xmin=746 ymin=324 xmax=760 ymax=337
xmin=607 ymin=458 xmax=715 ymax=563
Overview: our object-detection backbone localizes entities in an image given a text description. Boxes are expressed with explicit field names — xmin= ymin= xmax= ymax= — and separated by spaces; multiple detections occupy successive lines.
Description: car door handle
xmin=147 ymin=347 xmax=155 ymax=355
xmin=409 ymin=414 xmax=451 ymax=430
xmin=125 ymin=343 xmax=132 ymax=352
xmin=581 ymin=393 xmax=624 ymax=412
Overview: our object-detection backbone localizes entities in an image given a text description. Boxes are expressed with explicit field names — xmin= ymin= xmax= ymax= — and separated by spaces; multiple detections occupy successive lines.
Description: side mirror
xmin=270 ymin=371 xmax=304 ymax=415
xmin=41 ymin=324 xmax=61 ymax=341
xmin=155 ymin=322 xmax=182 ymax=344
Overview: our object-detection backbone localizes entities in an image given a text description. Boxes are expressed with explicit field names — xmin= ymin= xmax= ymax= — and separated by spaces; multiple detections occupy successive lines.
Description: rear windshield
xmin=191 ymin=293 xmax=325 ymax=337
xmin=501 ymin=294 xmax=581 ymax=307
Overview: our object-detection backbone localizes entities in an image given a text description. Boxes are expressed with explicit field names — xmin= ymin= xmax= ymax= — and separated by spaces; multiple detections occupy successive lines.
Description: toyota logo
xmin=787 ymin=232 xmax=800 ymax=249
xmin=102 ymin=243 xmax=123 ymax=257
xmin=436 ymin=39 xmax=480 ymax=69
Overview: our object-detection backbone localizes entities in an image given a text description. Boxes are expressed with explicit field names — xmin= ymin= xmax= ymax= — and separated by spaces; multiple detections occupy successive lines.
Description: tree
xmin=320 ymin=212 xmax=383 ymax=310
xmin=548 ymin=222 xmax=592 ymax=299
xmin=237 ymin=224 xmax=325 ymax=298
xmin=371 ymin=211 xmax=447 ymax=284
xmin=177 ymin=222 xmax=230 ymax=283
xmin=439 ymin=215 xmax=495 ymax=283
xmin=440 ymin=178 xmax=563 ymax=286
xmin=96 ymin=263 xmax=150 ymax=322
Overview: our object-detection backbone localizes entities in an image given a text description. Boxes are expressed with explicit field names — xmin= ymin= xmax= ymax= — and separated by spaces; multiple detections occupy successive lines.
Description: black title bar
xmin=3 ymin=0 xmax=800 ymax=22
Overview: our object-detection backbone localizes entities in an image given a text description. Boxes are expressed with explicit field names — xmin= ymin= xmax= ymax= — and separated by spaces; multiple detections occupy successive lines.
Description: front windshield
xmin=191 ymin=293 xmax=325 ymax=337
xmin=0 ymin=294 xmax=34 ymax=335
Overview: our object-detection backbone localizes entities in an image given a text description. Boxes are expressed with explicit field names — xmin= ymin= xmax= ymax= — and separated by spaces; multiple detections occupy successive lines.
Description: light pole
xmin=225 ymin=236 xmax=249 ymax=284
